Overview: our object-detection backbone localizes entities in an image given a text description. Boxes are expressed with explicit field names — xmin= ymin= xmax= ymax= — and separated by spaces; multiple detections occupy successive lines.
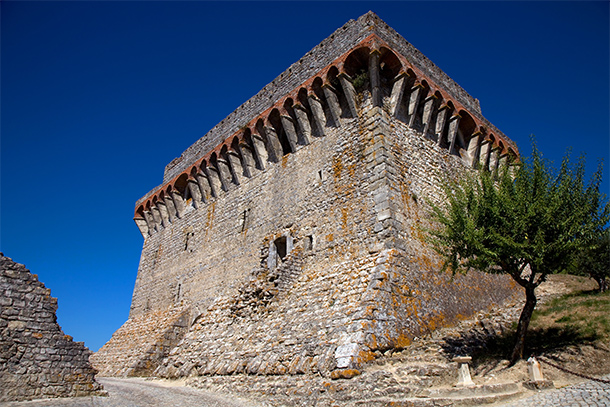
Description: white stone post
xmin=454 ymin=356 xmax=475 ymax=387
xmin=527 ymin=357 xmax=544 ymax=382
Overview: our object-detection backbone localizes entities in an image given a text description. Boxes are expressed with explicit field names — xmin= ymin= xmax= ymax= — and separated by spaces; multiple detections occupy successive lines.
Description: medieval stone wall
xmin=0 ymin=254 xmax=104 ymax=402
xmin=94 ymin=12 xmax=521 ymax=379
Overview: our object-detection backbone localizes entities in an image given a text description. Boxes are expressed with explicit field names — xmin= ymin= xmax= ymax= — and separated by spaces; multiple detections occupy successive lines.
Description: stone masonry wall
xmin=90 ymin=306 xmax=189 ymax=377
xmin=0 ymin=254 xmax=104 ymax=402
xmin=95 ymin=13 xmax=521 ymax=379
xmin=149 ymin=95 xmax=518 ymax=379
xmin=96 ymin=91 xmax=518 ymax=378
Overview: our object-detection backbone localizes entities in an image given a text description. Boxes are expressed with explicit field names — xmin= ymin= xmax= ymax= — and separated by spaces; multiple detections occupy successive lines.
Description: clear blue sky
xmin=2 ymin=2 xmax=608 ymax=352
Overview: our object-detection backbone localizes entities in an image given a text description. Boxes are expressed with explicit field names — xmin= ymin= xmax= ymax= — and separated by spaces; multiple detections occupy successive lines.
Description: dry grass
xmin=473 ymin=274 xmax=610 ymax=361
xmin=529 ymin=276 xmax=610 ymax=349
xmin=471 ymin=274 xmax=610 ymax=384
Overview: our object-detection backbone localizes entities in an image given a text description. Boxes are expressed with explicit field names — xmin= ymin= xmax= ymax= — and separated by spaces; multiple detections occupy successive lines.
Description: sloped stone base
xmin=91 ymin=306 xmax=189 ymax=377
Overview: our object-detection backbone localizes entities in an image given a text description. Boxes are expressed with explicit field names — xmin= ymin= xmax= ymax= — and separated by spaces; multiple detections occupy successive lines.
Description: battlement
xmin=133 ymin=12 xmax=517 ymax=236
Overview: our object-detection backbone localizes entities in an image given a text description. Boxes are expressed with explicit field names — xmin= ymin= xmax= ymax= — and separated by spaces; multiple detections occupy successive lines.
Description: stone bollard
xmin=453 ymin=356 xmax=475 ymax=387
xmin=527 ymin=357 xmax=544 ymax=381
xmin=523 ymin=357 xmax=554 ymax=390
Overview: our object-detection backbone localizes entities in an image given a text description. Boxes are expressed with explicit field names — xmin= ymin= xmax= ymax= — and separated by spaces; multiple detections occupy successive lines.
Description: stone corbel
xmin=216 ymin=158 xmax=233 ymax=191
xmin=170 ymin=190 xmax=186 ymax=218
xmin=195 ymin=172 xmax=213 ymax=202
xmin=263 ymin=125 xmax=284 ymax=162
xmin=488 ymin=147 xmax=500 ymax=173
xmin=478 ymin=140 xmax=492 ymax=170
xmin=292 ymin=103 xmax=312 ymax=145
xmin=448 ymin=114 xmax=462 ymax=154
xmin=322 ymin=83 xmax=342 ymax=127
xmin=163 ymin=195 xmax=177 ymax=222
xmin=251 ymin=132 xmax=268 ymax=170
xmin=237 ymin=143 xmax=255 ymax=177
xmin=307 ymin=95 xmax=327 ymax=136
xmin=435 ymin=104 xmax=451 ymax=146
xmin=151 ymin=205 xmax=163 ymax=230
xmin=421 ymin=94 xmax=439 ymax=135
xmin=143 ymin=210 xmax=156 ymax=235
xmin=389 ymin=72 xmax=409 ymax=117
xmin=280 ymin=114 xmax=299 ymax=152
xmin=226 ymin=150 xmax=244 ymax=185
xmin=187 ymin=178 xmax=203 ymax=208
xmin=467 ymin=130 xmax=484 ymax=168
xmin=205 ymin=166 xmax=222 ymax=197
xmin=134 ymin=217 xmax=149 ymax=237
xmin=156 ymin=200 xmax=170 ymax=227
xmin=338 ymin=72 xmax=358 ymax=117
xmin=407 ymin=83 xmax=424 ymax=128
xmin=368 ymin=49 xmax=381 ymax=107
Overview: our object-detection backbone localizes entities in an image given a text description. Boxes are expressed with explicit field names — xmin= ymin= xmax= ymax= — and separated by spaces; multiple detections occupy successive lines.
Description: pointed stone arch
xmin=343 ymin=46 xmax=370 ymax=93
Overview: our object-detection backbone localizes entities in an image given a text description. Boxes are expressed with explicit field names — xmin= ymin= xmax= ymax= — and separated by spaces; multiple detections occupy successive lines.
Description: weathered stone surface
xmin=90 ymin=307 xmax=189 ymax=377
xmin=0 ymin=254 xmax=104 ymax=402
xmin=95 ymin=12 xmax=521 ymax=380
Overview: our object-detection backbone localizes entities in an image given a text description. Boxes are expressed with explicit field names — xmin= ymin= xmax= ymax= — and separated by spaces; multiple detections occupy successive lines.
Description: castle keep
xmin=92 ymin=12 xmax=519 ymax=379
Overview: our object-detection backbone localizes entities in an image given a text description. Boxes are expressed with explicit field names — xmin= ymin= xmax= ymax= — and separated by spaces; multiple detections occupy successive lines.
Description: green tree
xmin=572 ymin=229 xmax=610 ymax=292
xmin=427 ymin=142 xmax=609 ymax=364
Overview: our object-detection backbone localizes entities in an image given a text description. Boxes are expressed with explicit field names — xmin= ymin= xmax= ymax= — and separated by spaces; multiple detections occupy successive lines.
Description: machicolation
xmin=92 ymin=12 xmax=520 ymax=380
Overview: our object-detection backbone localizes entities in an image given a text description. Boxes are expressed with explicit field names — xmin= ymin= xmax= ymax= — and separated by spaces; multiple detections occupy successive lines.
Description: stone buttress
xmin=92 ymin=12 xmax=520 ymax=379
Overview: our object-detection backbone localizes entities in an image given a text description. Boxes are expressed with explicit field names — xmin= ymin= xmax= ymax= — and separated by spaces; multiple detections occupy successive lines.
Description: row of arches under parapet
xmin=340 ymin=44 xmax=518 ymax=170
xmin=134 ymin=38 xmax=518 ymax=237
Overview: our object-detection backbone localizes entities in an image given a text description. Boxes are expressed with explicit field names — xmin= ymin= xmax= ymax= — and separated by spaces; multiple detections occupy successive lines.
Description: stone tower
xmin=92 ymin=12 xmax=519 ymax=378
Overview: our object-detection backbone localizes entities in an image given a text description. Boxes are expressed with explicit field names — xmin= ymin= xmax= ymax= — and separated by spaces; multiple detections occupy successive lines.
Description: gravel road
xmin=0 ymin=378 xmax=260 ymax=407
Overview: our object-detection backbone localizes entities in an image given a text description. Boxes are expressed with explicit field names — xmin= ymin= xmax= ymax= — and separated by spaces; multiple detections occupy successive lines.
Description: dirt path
xmin=0 ymin=378 xmax=260 ymax=407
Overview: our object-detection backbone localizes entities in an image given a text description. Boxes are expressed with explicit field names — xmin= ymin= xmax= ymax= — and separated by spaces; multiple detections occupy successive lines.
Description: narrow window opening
xmin=317 ymin=169 xmax=325 ymax=182
xmin=274 ymin=237 xmax=287 ymax=260
xmin=175 ymin=283 xmax=182 ymax=303
xmin=304 ymin=235 xmax=314 ymax=251
xmin=184 ymin=231 xmax=195 ymax=252
xmin=240 ymin=209 xmax=251 ymax=232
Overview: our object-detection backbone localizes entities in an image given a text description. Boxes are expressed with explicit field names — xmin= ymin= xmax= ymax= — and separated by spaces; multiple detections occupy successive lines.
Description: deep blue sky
xmin=2 ymin=2 xmax=608 ymax=352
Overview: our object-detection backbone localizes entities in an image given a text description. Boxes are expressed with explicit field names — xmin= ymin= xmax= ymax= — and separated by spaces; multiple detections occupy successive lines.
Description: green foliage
xmin=428 ymin=140 xmax=609 ymax=288
xmin=427 ymin=138 xmax=609 ymax=362
xmin=352 ymin=70 xmax=369 ymax=92
xmin=571 ymin=229 xmax=610 ymax=292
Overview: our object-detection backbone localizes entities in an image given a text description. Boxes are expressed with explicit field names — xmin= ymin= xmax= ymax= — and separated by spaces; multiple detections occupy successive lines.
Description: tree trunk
xmin=510 ymin=286 xmax=537 ymax=365
xmin=594 ymin=276 xmax=607 ymax=293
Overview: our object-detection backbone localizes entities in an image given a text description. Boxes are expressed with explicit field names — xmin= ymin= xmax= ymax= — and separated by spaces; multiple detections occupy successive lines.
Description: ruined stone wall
xmin=0 ymin=254 xmax=104 ymax=402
